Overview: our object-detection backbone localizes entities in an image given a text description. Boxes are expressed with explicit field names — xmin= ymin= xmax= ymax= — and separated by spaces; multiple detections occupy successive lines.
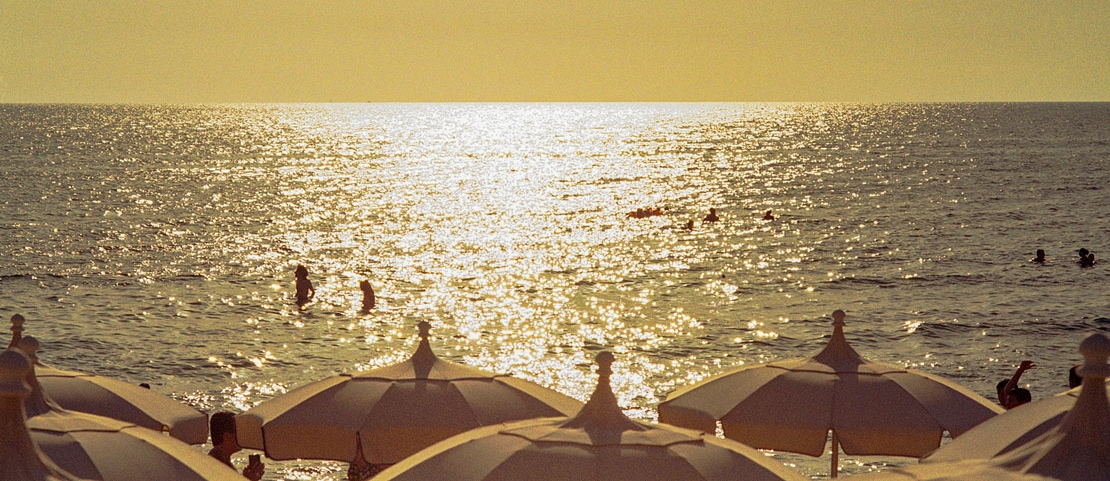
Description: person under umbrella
xmin=208 ymin=412 xmax=263 ymax=481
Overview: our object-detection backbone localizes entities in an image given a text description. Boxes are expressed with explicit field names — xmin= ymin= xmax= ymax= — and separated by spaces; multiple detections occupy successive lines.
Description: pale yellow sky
xmin=1 ymin=0 xmax=1106 ymax=103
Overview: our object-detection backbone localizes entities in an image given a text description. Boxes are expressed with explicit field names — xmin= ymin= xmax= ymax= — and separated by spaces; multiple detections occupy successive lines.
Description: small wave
xmin=0 ymin=273 xmax=35 ymax=281
xmin=825 ymin=277 xmax=897 ymax=287
xmin=912 ymin=322 xmax=982 ymax=337
xmin=0 ymin=273 xmax=68 ymax=281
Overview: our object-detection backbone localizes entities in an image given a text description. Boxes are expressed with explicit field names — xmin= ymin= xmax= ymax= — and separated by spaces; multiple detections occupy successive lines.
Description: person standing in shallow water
xmin=294 ymin=264 xmax=315 ymax=306
xmin=703 ymin=208 xmax=719 ymax=223
xmin=360 ymin=279 xmax=375 ymax=311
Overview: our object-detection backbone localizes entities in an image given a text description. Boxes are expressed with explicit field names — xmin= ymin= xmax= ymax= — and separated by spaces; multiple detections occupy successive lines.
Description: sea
xmin=1 ymin=103 xmax=1108 ymax=479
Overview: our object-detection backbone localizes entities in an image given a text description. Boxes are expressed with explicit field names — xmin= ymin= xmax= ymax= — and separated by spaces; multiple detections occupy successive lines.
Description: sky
xmin=1 ymin=0 xmax=1107 ymax=103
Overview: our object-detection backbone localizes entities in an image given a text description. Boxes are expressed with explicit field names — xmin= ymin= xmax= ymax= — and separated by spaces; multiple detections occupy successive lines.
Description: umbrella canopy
xmin=9 ymin=314 xmax=208 ymax=444
xmin=373 ymin=351 xmax=808 ymax=481
xmin=17 ymin=337 xmax=247 ymax=481
xmin=0 ymin=347 xmax=89 ymax=481
xmin=236 ymin=321 xmax=584 ymax=464
xmin=922 ymin=380 xmax=1110 ymax=463
xmin=854 ymin=333 xmax=1110 ymax=481
xmin=657 ymin=310 xmax=1002 ymax=477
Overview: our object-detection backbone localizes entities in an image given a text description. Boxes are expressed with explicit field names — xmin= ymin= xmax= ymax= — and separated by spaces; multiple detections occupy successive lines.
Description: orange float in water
xmin=626 ymin=207 xmax=664 ymax=219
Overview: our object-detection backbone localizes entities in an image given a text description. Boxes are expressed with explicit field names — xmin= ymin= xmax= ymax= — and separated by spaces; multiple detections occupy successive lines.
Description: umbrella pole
xmin=830 ymin=431 xmax=839 ymax=479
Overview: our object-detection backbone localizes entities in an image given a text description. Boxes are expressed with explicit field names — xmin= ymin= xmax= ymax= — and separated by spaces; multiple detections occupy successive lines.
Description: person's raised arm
xmin=1001 ymin=360 xmax=1035 ymax=407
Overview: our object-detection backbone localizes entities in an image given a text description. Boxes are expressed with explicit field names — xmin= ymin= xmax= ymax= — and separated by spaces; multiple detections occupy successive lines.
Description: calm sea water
xmin=1 ymin=103 xmax=1108 ymax=479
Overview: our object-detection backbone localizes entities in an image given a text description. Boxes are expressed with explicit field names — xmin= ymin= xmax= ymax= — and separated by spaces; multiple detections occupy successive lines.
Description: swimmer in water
xmin=703 ymin=208 xmax=719 ymax=223
xmin=360 ymin=279 xmax=375 ymax=311
xmin=1032 ymin=249 xmax=1046 ymax=263
xmin=1078 ymin=248 xmax=1094 ymax=267
xmin=294 ymin=264 xmax=315 ymax=306
xmin=1082 ymin=252 xmax=1095 ymax=267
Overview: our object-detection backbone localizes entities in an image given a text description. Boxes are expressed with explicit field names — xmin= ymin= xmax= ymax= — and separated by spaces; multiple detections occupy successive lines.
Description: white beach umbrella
xmin=920 ymin=382 xmax=1104 ymax=463
xmin=236 ymin=321 xmax=583 ymax=465
xmin=17 ymin=337 xmax=247 ymax=481
xmin=0 ymin=347 xmax=90 ymax=481
xmin=852 ymin=332 xmax=1110 ymax=481
xmin=372 ymin=351 xmax=809 ymax=481
xmin=34 ymin=364 xmax=209 ymax=444
xmin=657 ymin=310 xmax=1002 ymax=477
xmin=9 ymin=314 xmax=208 ymax=444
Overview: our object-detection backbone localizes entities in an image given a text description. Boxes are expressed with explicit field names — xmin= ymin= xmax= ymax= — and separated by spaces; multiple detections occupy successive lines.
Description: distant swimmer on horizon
xmin=294 ymin=264 xmax=315 ymax=306
xmin=703 ymin=208 xmax=719 ymax=223
xmin=683 ymin=219 xmax=694 ymax=230
xmin=360 ymin=279 xmax=375 ymax=311
xmin=762 ymin=209 xmax=775 ymax=221
xmin=1032 ymin=249 xmax=1046 ymax=263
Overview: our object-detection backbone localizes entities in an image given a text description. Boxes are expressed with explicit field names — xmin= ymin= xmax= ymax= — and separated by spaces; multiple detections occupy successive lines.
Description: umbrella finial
xmin=810 ymin=309 xmax=865 ymax=368
xmin=1077 ymin=333 xmax=1110 ymax=380
xmin=409 ymin=321 xmax=438 ymax=377
xmin=596 ymin=351 xmax=614 ymax=380
xmin=8 ymin=314 xmax=25 ymax=348
xmin=561 ymin=351 xmax=643 ymax=433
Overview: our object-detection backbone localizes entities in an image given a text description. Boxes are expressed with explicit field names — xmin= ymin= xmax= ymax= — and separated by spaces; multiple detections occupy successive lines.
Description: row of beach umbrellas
xmin=8 ymin=314 xmax=210 ymax=444
xmin=7 ymin=320 xmax=243 ymax=481
xmin=6 ymin=311 xmax=1109 ymax=481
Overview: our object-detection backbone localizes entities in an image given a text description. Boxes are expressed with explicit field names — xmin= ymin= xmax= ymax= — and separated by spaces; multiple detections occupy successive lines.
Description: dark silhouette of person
xmin=703 ymin=208 xmax=719 ymax=223
xmin=1081 ymin=252 xmax=1095 ymax=268
xmin=360 ymin=280 xmax=375 ymax=311
xmin=1068 ymin=364 xmax=1082 ymax=389
xmin=682 ymin=219 xmax=694 ymax=230
xmin=1032 ymin=249 xmax=1046 ymax=263
xmin=209 ymin=411 xmax=264 ymax=480
xmin=997 ymin=360 xmax=1035 ymax=409
xmin=1009 ymin=387 xmax=1032 ymax=406
xmin=762 ymin=209 xmax=775 ymax=221
xmin=294 ymin=265 xmax=315 ymax=306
